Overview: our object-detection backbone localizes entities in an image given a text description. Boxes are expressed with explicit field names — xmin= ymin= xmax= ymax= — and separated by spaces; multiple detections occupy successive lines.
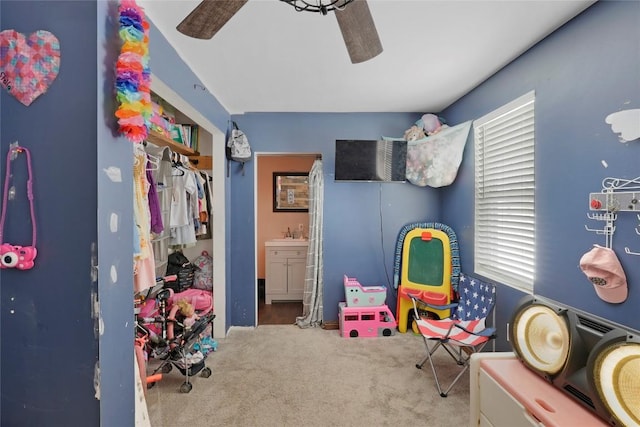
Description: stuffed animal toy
xmin=166 ymin=298 xmax=200 ymax=349
xmin=415 ymin=113 xmax=444 ymax=136
xmin=403 ymin=125 xmax=426 ymax=141
xmin=176 ymin=298 xmax=198 ymax=328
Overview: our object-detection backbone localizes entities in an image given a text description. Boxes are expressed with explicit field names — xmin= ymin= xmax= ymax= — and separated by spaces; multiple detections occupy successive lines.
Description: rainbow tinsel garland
xmin=115 ymin=0 xmax=151 ymax=143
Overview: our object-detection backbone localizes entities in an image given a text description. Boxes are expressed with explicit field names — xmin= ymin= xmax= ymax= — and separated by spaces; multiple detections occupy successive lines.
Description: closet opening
xmin=148 ymin=74 xmax=227 ymax=337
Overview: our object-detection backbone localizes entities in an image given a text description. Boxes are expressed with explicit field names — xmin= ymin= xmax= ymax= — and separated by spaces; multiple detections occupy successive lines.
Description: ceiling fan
xmin=176 ymin=0 xmax=383 ymax=64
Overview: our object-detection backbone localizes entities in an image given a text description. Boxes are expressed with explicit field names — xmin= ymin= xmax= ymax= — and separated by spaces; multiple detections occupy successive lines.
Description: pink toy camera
xmin=0 ymin=244 xmax=37 ymax=270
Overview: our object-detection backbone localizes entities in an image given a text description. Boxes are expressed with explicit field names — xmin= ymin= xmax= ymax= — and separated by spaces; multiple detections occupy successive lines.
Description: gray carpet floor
xmin=145 ymin=325 xmax=471 ymax=426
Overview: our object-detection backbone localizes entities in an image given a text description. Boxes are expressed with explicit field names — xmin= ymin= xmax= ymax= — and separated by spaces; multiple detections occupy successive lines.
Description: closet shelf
xmin=146 ymin=130 xmax=200 ymax=156
xmin=190 ymin=155 xmax=212 ymax=170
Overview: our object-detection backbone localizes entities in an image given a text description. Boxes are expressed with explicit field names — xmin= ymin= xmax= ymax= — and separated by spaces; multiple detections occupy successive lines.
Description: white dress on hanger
xmin=170 ymin=165 xmax=197 ymax=247
xmin=133 ymin=149 xmax=156 ymax=293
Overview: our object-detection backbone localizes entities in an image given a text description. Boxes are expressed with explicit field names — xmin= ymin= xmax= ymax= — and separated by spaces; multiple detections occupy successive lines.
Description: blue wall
xmin=97 ymin=1 xmax=138 ymax=425
xmin=440 ymin=0 xmax=640 ymax=350
xmin=0 ymin=1 xmax=103 ymax=425
xmin=229 ymin=113 xmax=440 ymax=325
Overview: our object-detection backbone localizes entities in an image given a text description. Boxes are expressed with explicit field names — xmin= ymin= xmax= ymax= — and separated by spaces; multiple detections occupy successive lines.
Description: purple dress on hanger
xmin=147 ymin=158 xmax=163 ymax=234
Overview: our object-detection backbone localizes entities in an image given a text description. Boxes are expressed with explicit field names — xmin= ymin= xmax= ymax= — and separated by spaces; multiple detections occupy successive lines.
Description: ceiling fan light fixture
xmin=177 ymin=0 xmax=382 ymax=65
xmin=281 ymin=0 xmax=382 ymax=63
xmin=279 ymin=0 xmax=354 ymax=14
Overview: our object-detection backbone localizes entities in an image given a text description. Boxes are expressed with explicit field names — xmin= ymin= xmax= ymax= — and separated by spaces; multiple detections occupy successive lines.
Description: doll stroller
xmin=135 ymin=277 xmax=174 ymax=357
xmin=149 ymin=310 xmax=216 ymax=393
xmin=135 ymin=276 xmax=216 ymax=393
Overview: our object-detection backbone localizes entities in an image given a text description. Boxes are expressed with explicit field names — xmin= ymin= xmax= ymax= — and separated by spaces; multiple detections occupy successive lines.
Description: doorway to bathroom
xmin=255 ymin=153 xmax=319 ymax=325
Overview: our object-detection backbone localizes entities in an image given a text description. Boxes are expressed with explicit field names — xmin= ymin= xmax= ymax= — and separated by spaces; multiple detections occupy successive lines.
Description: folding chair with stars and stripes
xmin=408 ymin=272 xmax=496 ymax=397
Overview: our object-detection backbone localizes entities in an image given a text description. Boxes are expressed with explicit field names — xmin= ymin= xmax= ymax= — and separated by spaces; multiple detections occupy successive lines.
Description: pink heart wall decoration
xmin=0 ymin=30 xmax=60 ymax=106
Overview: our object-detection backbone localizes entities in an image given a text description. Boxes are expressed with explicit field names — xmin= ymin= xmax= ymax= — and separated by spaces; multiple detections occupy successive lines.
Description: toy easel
xmin=394 ymin=223 xmax=459 ymax=333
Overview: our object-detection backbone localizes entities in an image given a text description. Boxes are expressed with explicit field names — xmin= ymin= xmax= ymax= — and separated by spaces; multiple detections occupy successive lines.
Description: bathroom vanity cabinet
xmin=265 ymin=240 xmax=308 ymax=304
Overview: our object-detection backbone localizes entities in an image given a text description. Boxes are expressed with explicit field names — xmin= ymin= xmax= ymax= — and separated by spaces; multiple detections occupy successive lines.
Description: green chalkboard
xmin=407 ymin=236 xmax=444 ymax=286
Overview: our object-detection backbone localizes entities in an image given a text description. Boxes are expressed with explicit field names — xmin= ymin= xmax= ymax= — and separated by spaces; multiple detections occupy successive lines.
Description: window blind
xmin=474 ymin=91 xmax=535 ymax=292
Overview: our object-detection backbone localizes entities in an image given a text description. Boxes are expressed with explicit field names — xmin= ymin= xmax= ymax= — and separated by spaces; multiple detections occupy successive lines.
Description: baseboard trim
xmin=322 ymin=320 xmax=339 ymax=330
xmin=227 ymin=326 xmax=255 ymax=336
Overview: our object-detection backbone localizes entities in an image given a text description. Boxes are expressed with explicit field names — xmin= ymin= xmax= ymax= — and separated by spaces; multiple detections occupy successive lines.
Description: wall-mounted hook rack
xmin=589 ymin=176 xmax=640 ymax=254
xmin=584 ymin=212 xmax=618 ymax=248
xmin=590 ymin=176 xmax=640 ymax=212
xmin=589 ymin=190 xmax=640 ymax=212
xmin=585 ymin=183 xmax=619 ymax=249
xmin=584 ymin=211 xmax=617 ymax=248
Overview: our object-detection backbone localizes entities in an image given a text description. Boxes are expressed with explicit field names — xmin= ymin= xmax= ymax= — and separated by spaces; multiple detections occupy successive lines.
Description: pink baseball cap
xmin=579 ymin=245 xmax=628 ymax=304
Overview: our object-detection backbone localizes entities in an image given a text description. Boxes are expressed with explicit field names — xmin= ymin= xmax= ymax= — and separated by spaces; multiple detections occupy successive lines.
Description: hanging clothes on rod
xmin=142 ymin=142 xmax=175 ymax=278
xmin=169 ymin=154 xmax=198 ymax=249
xmin=138 ymin=140 xmax=213 ymax=279
xmin=133 ymin=143 xmax=156 ymax=293
xmin=196 ymin=171 xmax=213 ymax=239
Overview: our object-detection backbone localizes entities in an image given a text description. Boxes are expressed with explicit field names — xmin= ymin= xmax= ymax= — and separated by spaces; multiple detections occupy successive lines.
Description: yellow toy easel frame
xmin=396 ymin=228 xmax=452 ymax=333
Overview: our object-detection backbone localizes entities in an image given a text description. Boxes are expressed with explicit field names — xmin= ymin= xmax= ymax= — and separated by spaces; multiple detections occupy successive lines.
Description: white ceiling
xmin=140 ymin=0 xmax=595 ymax=114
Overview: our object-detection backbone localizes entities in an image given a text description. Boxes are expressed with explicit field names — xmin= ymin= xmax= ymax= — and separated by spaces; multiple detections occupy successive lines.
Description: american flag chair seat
xmin=408 ymin=273 xmax=496 ymax=397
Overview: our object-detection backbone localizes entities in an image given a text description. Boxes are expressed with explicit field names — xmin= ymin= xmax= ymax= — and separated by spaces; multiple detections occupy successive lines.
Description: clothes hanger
xmin=141 ymin=142 xmax=161 ymax=171
xmin=171 ymin=163 xmax=185 ymax=176
xmin=146 ymin=152 xmax=160 ymax=171
xmin=170 ymin=153 xmax=185 ymax=176
xmin=184 ymin=156 xmax=199 ymax=172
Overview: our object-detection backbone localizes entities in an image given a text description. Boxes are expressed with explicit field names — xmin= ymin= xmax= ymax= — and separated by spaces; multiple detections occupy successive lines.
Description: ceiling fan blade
xmin=335 ymin=0 xmax=383 ymax=64
xmin=176 ymin=0 xmax=248 ymax=40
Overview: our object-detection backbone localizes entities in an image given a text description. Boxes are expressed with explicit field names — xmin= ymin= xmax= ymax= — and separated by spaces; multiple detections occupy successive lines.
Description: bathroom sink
xmin=271 ymin=238 xmax=307 ymax=242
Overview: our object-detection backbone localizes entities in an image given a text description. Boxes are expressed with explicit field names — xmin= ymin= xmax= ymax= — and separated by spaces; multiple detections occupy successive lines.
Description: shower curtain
xmin=296 ymin=159 xmax=324 ymax=328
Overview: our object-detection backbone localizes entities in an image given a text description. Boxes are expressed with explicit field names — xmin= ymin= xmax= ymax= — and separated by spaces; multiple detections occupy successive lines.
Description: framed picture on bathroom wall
xmin=273 ymin=172 xmax=309 ymax=212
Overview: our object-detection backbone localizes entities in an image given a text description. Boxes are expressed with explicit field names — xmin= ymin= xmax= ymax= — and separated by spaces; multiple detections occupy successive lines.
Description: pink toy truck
xmin=338 ymin=302 xmax=396 ymax=338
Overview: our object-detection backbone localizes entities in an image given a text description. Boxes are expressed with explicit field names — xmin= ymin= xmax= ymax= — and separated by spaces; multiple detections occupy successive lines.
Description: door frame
xmin=253 ymin=152 xmax=318 ymax=326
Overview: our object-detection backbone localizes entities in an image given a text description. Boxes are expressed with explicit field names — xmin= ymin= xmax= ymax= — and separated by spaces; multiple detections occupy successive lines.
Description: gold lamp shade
xmin=592 ymin=342 xmax=640 ymax=427
xmin=513 ymin=305 xmax=570 ymax=375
